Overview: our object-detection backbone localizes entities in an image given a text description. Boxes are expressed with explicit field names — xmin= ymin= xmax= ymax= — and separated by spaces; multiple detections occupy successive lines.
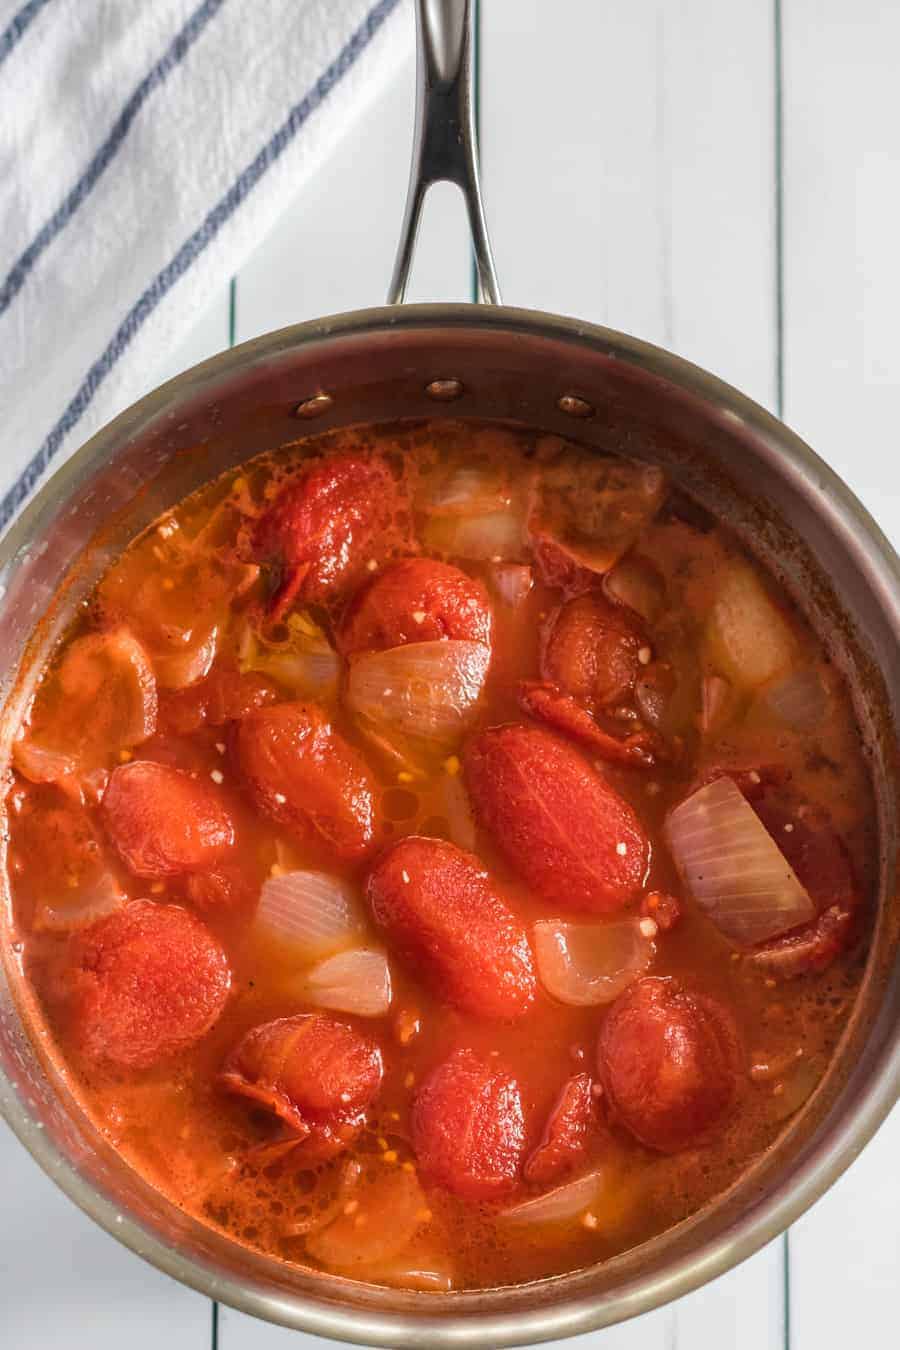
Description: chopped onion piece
xmin=699 ymin=675 xmax=735 ymax=736
xmin=153 ymin=623 xmax=218 ymax=689
xmin=12 ymin=739 xmax=77 ymax=785
xmin=664 ymin=777 xmax=816 ymax=945
xmin=33 ymin=871 xmax=126 ymax=934
xmin=488 ymin=563 xmax=533 ymax=608
xmin=502 ymin=1170 xmax=604 ymax=1225
xmin=255 ymin=870 xmax=366 ymax=963
xmin=239 ymin=613 xmax=339 ymax=696
xmin=346 ymin=640 xmax=490 ymax=751
xmin=306 ymin=1166 xmax=427 ymax=1269
xmin=769 ymin=1058 xmax=822 ymax=1122
xmin=300 ymin=948 xmax=392 ymax=1018
xmin=425 ymin=462 xmax=510 ymax=514
xmin=439 ymin=772 xmax=477 ymax=852
xmin=531 ymin=455 xmax=667 ymax=577
xmin=15 ymin=627 xmax=157 ymax=784
xmin=424 ymin=509 xmax=526 ymax=562
xmin=603 ymin=555 xmax=666 ymax=623
xmin=534 ymin=920 xmax=654 ymax=1006
xmin=705 ymin=563 xmax=796 ymax=690
xmin=763 ymin=667 xmax=829 ymax=732
xmin=370 ymin=1257 xmax=453 ymax=1292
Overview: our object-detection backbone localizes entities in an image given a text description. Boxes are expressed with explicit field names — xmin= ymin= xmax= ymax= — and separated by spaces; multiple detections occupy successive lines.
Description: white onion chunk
xmin=255 ymin=870 xmax=365 ymax=962
xmin=534 ymin=919 xmax=654 ymax=1006
xmin=346 ymin=640 xmax=490 ymax=750
xmin=664 ymin=777 xmax=815 ymax=946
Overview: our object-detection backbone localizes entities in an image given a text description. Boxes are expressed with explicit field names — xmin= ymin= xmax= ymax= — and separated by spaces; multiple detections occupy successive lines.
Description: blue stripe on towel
xmin=0 ymin=0 xmax=225 ymax=317
xmin=0 ymin=0 xmax=400 ymax=533
xmin=0 ymin=0 xmax=52 ymax=67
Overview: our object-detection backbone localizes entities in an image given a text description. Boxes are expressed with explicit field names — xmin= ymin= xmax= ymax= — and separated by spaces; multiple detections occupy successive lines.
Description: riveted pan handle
xmin=387 ymin=0 xmax=501 ymax=304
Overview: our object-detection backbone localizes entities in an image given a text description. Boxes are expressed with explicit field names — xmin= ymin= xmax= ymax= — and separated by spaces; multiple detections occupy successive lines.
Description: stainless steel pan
xmin=1 ymin=2 xmax=897 ymax=1345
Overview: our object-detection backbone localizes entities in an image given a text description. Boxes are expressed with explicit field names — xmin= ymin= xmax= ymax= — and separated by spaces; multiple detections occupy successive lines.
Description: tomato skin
xmin=366 ymin=836 xmax=536 ymax=1020
xmin=63 ymin=900 xmax=231 ymax=1068
xmin=339 ymin=558 xmax=492 ymax=656
xmin=542 ymin=593 xmax=643 ymax=710
xmin=523 ymin=1073 xmax=597 ymax=1186
xmin=518 ymin=681 xmax=660 ymax=768
xmin=412 ymin=1049 xmax=526 ymax=1199
xmin=463 ymin=724 xmax=650 ymax=913
xmin=101 ymin=760 xmax=235 ymax=879
xmin=253 ymin=455 xmax=398 ymax=614
xmin=530 ymin=531 xmax=598 ymax=594
xmin=159 ymin=667 xmax=280 ymax=736
xmin=236 ymin=701 xmax=379 ymax=861
xmin=183 ymin=863 xmax=257 ymax=914
xmin=219 ymin=1014 xmax=383 ymax=1159
xmin=597 ymin=977 xmax=742 ymax=1153
xmin=748 ymin=797 xmax=860 ymax=976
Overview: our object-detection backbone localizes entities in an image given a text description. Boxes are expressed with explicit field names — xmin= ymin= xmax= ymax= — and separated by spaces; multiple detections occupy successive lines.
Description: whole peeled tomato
xmin=253 ymin=454 xmax=399 ymax=615
xmin=63 ymin=900 xmax=231 ymax=1069
xmin=219 ymin=1013 xmax=383 ymax=1161
xmin=366 ymin=835 xmax=535 ymax=1020
xmin=542 ymin=592 xmax=643 ymax=709
xmin=339 ymin=557 xmax=492 ymax=656
xmin=236 ymin=701 xmax=380 ymax=862
xmin=101 ymin=760 xmax=235 ymax=879
xmin=597 ymin=976 xmax=742 ymax=1153
xmin=463 ymin=723 xmax=649 ymax=913
xmin=412 ymin=1048 xmax=526 ymax=1200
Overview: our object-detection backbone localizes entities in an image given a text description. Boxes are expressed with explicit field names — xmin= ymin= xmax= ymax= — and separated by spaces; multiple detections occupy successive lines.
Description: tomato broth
xmin=3 ymin=421 xmax=875 ymax=1292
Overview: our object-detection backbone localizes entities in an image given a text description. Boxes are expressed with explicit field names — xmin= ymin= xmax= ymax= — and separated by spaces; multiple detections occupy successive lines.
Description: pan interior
xmin=0 ymin=310 xmax=896 ymax=1346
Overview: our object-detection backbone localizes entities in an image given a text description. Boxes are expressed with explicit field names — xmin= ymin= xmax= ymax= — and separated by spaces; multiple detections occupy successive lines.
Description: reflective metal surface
xmin=0 ymin=304 xmax=897 ymax=1347
xmin=387 ymin=0 xmax=500 ymax=304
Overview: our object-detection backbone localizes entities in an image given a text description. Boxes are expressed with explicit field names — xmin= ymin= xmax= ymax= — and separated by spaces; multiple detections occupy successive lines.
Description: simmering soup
xmin=3 ymin=422 xmax=874 ymax=1291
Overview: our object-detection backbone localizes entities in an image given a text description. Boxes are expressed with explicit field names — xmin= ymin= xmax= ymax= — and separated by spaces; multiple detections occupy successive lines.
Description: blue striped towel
xmin=0 ymin=0 xmax=408 ymax=534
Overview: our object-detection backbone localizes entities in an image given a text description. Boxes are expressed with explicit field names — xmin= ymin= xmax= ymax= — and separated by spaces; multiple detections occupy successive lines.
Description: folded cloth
xmin=0 ymin=0 xmax=408 ymax=533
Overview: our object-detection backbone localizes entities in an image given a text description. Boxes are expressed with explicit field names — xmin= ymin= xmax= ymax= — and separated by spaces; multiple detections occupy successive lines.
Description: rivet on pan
xmin=425 ymin=378 xmax=465 ymax=402
xmin=294 ymin=392 xmax=334 ymax=419
xmin=557 ymin=393 xmax=595 ymax=419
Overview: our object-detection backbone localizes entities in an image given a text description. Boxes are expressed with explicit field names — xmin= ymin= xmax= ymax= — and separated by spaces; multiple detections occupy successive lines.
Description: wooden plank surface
xmin=779 ymin=1 xmax=900 ymax=1342
xmin=479 ymin=0 xmax=777 ymax=410
xmin=0 ymin=1124 xmax=210 ymax=1350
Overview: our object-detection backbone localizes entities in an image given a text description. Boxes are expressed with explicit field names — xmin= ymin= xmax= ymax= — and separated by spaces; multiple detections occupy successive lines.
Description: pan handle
xmin=387 ymin=0 xmax=501 ymax=304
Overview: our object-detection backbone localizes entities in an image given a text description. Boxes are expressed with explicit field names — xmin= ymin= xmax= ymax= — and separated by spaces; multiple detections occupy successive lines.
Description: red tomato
xmin=542 ymin=593 xmax=643 ymax=709
xmin=523 ymin=1073 xmax=597 ymax=1186
xmin=183 ymin=863 xmax=257 ymax=914
xmin=412 ymin=1049 xmax=525 ymax=1199
xmin=463 ymin=724 xmax=650 ymax=913
xmin=12 ymin=796 xmax=107 ymax=898
xmin=159 ymin=666 xmax=279 ymax=736
xmin=64 ymin=900 xmax=231 ymax=1068
xmin=529 ymin=530 xmax=598 ymax=595
xmin=518 ymin=681 xmax=660 ymax=768
xmin=236 ymin=701 xmax=379 ymax=861
xmin=101 ymin=761 xmax=235 ymax=879
xmin=366 ymin=836 xmax=536 ymax=1020
xmin=219 ymin=1014 xmax=383 ymax=1160
xmin=339 ymin=558 xmax=492 ymax=656
xmin=749 ymin=797 xmax=860 ymax=976
xmin=253 ymin=455 xmax=398 ymax=615
xmin=597 ymin=977 xmax=742 ymax=1153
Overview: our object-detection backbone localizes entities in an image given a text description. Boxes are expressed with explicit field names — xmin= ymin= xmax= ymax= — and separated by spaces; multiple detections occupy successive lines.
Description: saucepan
xmin=0 ymin=1 xmax=897 ymax=1345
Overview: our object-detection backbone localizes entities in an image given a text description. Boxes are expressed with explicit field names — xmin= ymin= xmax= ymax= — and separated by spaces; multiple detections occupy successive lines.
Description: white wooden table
xmin=2 ymin=3 xmax=898 ymax=1347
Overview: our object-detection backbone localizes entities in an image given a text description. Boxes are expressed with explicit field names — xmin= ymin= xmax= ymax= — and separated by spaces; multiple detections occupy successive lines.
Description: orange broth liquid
xmin=4 ymin=421 xmax=875 ymax=1291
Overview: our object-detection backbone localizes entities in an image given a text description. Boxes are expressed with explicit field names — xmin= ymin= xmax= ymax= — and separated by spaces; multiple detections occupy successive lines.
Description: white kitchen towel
xmin=0 ymin=0 xmax=410 ymax=534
